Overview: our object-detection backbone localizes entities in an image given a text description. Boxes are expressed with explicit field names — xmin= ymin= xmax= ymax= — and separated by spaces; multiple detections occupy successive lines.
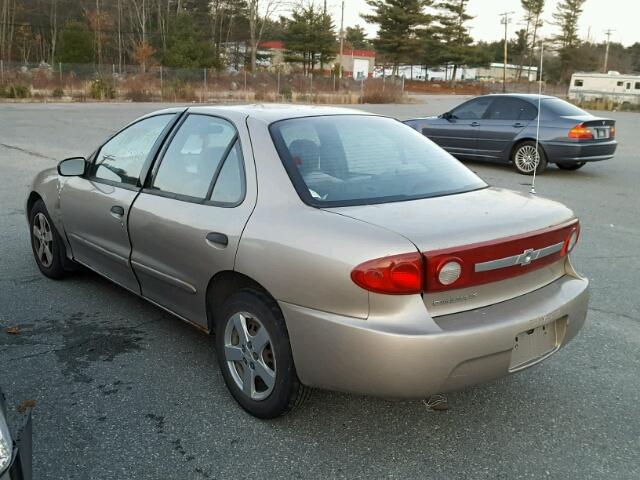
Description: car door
xmin=423 ymin=96 xmax=493 ymax=158
xmin=128 ymin=112 xmax=257 ymax=328
xmin=60 ymin=113 xmax=178 ymax=292
xmin=474 ymin=97 xmax=537 ymax=160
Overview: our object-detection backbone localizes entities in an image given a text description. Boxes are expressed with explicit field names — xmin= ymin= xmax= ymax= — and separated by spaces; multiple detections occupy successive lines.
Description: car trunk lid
xmin=327 ymin=187 xmax=577 ymax=316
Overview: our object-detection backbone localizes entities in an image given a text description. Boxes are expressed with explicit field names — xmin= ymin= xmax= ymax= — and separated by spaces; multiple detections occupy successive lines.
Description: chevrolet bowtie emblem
xmin=517 ymin=248 xmax=535 ymax=266
xmin=474 ymin=242 xmax=565 ymax=273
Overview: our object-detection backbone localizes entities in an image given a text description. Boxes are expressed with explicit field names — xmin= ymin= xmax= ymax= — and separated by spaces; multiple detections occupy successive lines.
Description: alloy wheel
xmin=223 ymin=312 xmax=276 ymax=401
xmin=515 ymin=145 xmax=540 ymax=173
xmin=32 ymin=212 xmax=54 ymax=268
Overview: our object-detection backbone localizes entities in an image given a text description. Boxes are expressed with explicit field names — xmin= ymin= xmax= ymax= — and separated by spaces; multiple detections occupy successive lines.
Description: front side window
xmin=93 ymin=114 xmax=175 ymax=186
xmin=635 ymin=82 xmax=640 ymax=90
xmin=270 ymin=115 xmax=487 ymax=207
xmin=451 ymin=97 xmax=492 ymax=120
xmin=151 ymin=115 xmax=238 ymax=200
xmin=574 ymin=79 xmax=584 ymax=87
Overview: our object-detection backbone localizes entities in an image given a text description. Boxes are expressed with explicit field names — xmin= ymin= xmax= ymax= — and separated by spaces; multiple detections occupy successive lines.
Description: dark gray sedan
xmin=405 ymin=94 xmax=617 ymax=175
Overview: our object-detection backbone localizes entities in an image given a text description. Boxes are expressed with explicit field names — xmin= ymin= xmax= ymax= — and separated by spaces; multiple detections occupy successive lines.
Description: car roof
xmin=485 ymin=93 xmax=556 ymax=101
xmin=148 ymin=104 xmax=376 ymax=124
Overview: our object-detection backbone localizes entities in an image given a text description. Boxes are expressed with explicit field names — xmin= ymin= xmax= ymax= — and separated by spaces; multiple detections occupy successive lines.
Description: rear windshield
xmin=542 ymin=98 xmax=589 ymax=117
xmin=269 ymin=115 xmax=487 ymax=207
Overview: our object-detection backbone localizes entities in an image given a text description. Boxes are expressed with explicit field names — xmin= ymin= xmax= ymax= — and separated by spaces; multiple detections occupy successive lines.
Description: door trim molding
xmin=68 ymin=233 xmax=129 ymax=266
xmin=131 ymin=260 xmax=197 ymax=294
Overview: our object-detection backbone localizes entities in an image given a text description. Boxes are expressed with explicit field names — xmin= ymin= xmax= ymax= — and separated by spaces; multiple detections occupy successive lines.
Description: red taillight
xmin=562 ymin=223 xmax=580 ymax=255
xmin=351 ymin=221 xmax=581 ymax=295
xmin=423 ymin=220 xmax=580 ymax=293
xmin=568 ymin=123 xmax=593 ymax=139
xmin=610 ymin=126 xmax=616 ymax=138
xmin=351 ymin=252 xmax=423 ymax=295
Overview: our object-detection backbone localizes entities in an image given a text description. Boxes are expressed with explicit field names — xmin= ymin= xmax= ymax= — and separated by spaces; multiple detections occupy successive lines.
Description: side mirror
xmin=57 ymin=157 xmax=86 ymax=177
xmin=441 ymin=111 xmax=453 ymax=120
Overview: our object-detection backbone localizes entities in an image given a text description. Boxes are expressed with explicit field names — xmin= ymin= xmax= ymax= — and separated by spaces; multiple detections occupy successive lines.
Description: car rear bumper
xmin=541 ymin=140 xmax=617 ymax=163
xmin=281 ymin=274 xmax=589 ymax=398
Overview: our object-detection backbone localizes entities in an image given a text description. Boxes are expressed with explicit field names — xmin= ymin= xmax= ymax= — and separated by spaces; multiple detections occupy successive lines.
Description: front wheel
xmin=29 ymin=199 xmax=70 ymax=279
xmin=556 ymin=162 xmax=586 ymax=171
xmin=215 ymin=289 xmax=311 ymax=418
xmin=512 ymin=141 xmax=548 ymax=175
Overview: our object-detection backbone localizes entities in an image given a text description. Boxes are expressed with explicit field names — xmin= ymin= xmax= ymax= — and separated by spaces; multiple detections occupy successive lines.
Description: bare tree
xmin=247 ymin=0 xmax=283 ymax=71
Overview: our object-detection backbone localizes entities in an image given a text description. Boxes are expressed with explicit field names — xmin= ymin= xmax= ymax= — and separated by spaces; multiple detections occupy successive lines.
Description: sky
xmin=331 ymin=0 xmax=638 ymax=47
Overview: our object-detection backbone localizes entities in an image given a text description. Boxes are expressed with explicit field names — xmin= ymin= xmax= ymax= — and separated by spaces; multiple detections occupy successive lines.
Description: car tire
xmin=29 ymin=199 xmax=71 ymax=279
xmin=556 ymin=162 xmax=586 ymax=171
xmin=512 ymin=141 xmax=548 ymax=175
xmin=215 ymin=288 xmax=311 ymax=418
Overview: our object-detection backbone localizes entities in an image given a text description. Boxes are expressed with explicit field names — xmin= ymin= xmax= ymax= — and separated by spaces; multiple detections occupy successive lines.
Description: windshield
xmin=269 ymin=115 xmax=487 ymax=207
xmin=542 ymin=98 xmax=589 ymax=117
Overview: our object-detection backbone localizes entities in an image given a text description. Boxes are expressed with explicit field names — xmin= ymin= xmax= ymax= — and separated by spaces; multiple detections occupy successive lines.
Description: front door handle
xmin=513 ymin=122 xmax=525 ymax=128
xmin=206 ymin=232 xmax=228 ymax=247
xmin=470 ymin=121 xmax=480 ymax=127
xmin=110 ymin=205 xmax=125 ymax=217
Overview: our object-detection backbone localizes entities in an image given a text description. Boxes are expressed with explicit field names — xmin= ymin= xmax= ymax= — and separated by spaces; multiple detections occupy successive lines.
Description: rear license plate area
xmin=509 ymin=317 xmax=566 ymax=371
xmin=595 ymin=127 xmax=609 ymax=139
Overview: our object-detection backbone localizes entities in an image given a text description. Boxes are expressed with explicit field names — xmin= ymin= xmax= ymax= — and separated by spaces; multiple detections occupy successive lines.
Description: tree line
xmin=1 ymin=0 xmax=638 ymax=84
xmin=365 ymin=0 xmax=640 ymax=83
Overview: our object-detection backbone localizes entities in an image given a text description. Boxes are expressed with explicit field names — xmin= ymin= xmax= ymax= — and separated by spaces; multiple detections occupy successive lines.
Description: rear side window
xmin=93 ymin=114 xmax=175 ymax=186
xmin=574 ymin=79 xmax=584 ymax=87
xmin=270 ymin=115 xmax=487 ymax=207
xmin=485 ymin=98 xmax=537 ymax=121
xmin=451 ymin=97 xmax=492 ymax=120
xmin=151 ymin=115 xmax=238 ymax=200
xmin=542 ymin=98 xmax=589 ymax=117
xmin=210 ymin=141 xmax=244 ymax=204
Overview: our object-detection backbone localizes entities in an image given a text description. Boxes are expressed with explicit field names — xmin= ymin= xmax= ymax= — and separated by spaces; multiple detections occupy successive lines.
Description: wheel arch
xmin=26 ymin=191 xmax=43 ymax=218
xmin=205 ymin=270 xmax=281 ymax=334
xmin=510 ymin=137 xmax=548 ymax=162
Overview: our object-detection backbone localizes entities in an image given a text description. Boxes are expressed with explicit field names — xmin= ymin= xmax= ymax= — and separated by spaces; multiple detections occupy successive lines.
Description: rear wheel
xmin=512 ymin=141 xmax=547 ymax=175
xmin=556 ymin=162 xmax=585 ymax=171
xmin=29 ymin=200 xmax=70 ymax=279
xmin=214 ymin=289 xmax=310 ymax=418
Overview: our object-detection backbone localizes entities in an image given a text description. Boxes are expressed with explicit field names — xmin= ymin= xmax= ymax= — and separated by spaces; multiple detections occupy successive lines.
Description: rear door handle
xmin=206 ymin=232 xmax=228 ymax=247
xmin=513 ymin=123 xmax=525 ymax=128
xmin=470 ymin=122 xmax=480 ymax=127
xmin=110 ymin=205 xmax=125 ymax=218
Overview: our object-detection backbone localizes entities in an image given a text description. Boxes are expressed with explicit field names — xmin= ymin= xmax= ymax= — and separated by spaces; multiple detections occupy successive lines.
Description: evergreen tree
xmin=520 ymin=0 xmax=545 ymax=77
xmin=284 ymin=3 xmax=335 ymax=74
xmin=552 ymin=0 xmax=586 ymax=82
xmin=345 ymin=25 xmax=372 ymax=50
xmin=435 ymin=0 xmax=473 ymax=84
xmin=361 ymin=0 xmax=431 ymax=75
xmin=162 ymin=13 xmax=217 ymax=69
xmin=57 ymin=21 xmax=93 ymax=64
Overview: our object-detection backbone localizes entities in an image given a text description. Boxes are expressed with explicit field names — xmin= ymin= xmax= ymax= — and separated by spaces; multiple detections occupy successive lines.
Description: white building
xmin=568 ymin=71 xmax=640 ymax=105
xmin=373 ymin=65 xmax=477 ymax=81
xmin=475 ymin=63 xmax=538 ymax=82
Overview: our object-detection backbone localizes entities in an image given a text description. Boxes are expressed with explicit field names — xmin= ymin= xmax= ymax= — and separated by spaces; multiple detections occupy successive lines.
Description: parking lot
xmin=1 ymin=98 xmax=639 ymax=479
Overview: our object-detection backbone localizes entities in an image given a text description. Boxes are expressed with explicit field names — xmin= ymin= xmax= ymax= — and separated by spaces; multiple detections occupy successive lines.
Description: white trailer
xmin=568 ymin=71 xmax=640 ymax=105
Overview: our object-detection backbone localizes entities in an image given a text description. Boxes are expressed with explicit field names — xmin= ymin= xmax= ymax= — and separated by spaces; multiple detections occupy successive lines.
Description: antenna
xmin=530 ymin=41 xmax=544 ymax=195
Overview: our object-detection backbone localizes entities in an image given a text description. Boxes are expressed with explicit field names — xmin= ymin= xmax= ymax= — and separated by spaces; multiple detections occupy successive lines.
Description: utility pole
xmin=603 ymin=29 xmax=615 ymax=73
xmin=499 ymin=11 xmax=515 ymax=93
xmin=339 ymin=0 xmax=344 ymax=78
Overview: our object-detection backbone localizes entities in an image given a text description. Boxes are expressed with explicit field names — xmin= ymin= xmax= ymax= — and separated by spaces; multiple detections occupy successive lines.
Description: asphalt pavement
xmin=0 ymin=98 xmax=638 ymax=479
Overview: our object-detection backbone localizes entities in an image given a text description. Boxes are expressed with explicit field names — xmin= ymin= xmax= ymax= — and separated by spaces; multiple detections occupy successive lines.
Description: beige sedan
xmin=26 ymin=105 xmax=588 ymax=418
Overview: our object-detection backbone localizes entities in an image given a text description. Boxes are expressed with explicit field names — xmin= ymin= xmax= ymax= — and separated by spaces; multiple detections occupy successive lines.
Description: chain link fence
xmin=0 ymin=61 xmax=405 ymax=104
